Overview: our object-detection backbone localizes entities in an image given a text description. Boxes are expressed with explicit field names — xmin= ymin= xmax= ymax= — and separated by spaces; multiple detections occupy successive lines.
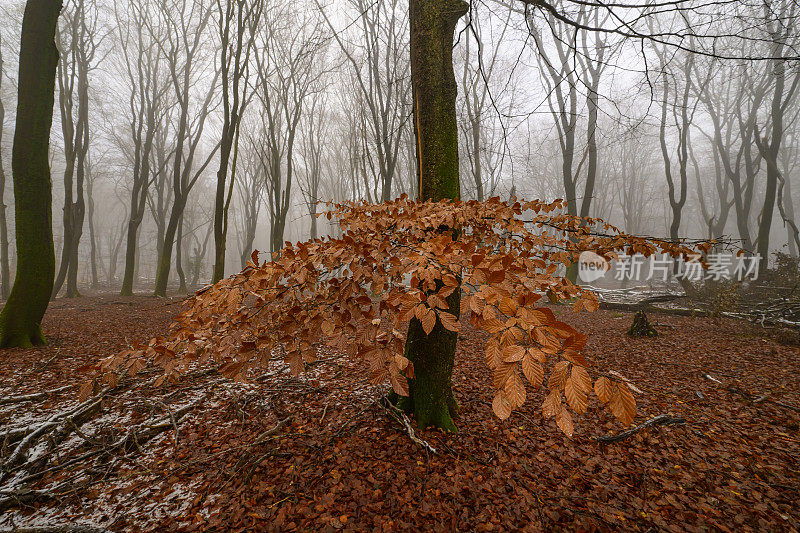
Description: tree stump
xmin=627 ymin=310 xmax=658 ymax=337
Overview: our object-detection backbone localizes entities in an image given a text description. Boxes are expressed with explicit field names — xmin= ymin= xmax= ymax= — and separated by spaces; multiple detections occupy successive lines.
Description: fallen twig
xmin=0 ymin=525 xmax=113 ymax=533
xmin=0 ymin=385 xmax=73 ymax=406
xmin=703 ymin=375 xmax=800 ymax=413
xmin=596 ymin=414 xmax=686 ymax=443
xmin=3 ymin=398 xmax=102 ymax=471
xmin=380 ymin=399 xmax=437 ymax=455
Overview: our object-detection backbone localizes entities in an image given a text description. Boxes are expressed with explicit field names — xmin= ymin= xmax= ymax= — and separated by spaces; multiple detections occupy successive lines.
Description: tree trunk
xmin=86 ymin=163 xmax=98 ymax=289
xmin=398 ymin=0 xmax=467 ymax=431
xmin=0 ymin=44 xmax=10 ymax=301
xmin=0 ymin=0 xmax=61 ymax=347
xmin=176 ymin=214 xmax=187 ymax=294
xmin=153 ymin=199 xmax=184 ymax=297
xmin=756 ymin=56 xmax=786 ymax=270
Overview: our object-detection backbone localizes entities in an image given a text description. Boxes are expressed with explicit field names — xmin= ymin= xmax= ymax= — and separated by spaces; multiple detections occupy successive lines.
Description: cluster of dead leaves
xmin=93 ymin=196 xmax=707 ymax=436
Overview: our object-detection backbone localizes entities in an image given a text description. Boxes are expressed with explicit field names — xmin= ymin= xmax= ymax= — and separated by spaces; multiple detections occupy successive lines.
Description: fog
xmin=0 ymin=0 xmax=797 ymax=296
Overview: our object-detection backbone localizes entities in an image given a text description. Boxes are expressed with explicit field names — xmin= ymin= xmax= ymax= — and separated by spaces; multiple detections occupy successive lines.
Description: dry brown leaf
xmin=521 ymin=354 xmax=544 ymax=388
xmin=548 ymin=361 xmax=570 ymax=391
xmin=501 ymin=344 xmax=525 ymax=363
xmin=439 ymin=311 xmax=461 ymax=332
xmin=492 ymin=392 xmax=512 ymax=420
xmin=594 ymin=376 xmax=613 ymax=403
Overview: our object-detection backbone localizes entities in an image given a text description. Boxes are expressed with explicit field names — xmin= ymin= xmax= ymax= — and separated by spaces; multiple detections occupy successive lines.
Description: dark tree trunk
xmin=756 ymin=55 xmax=787 ymax=270
xmin=86 ymin=162 xmax=98 ymax=289
xmin=176 ymin=214 xmax=187 ymax=294
xmin=398 ymin=0 xmax=468 ymax=431
xmin=0 ymin=0 xmax=61 ymax=347
xmin=153 ymin=198 xmax=185 ymax=297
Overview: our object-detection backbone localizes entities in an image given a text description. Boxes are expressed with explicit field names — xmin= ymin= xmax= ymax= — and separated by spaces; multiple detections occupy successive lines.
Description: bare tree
xmin=299 ymin=90 xmax=328 ymax=241
xmin=253 ymin=5 xmax=326 ymax=255
xmin=652 ymin=44 xmax=697 ymax=243
xmin=458 ymin=5 xmax=515 ymax=201
xmin=211 ymin=0 xmax=263 ymax=283
xmin=752 ymin=2 xmax=800 ymax=267
xmin=152 ymin=0 xmax=220 ymax=296
xmin=52 ymin=0 xmax=100 ymax=298
xmin=319 ymin=0 xmax=410 ymax=202
xmin=115 ymin=0 xmax=170 ymax=296
xmin=528 ymin=3 xmax=612 ymax=219
xmin=0 ymin=35 xmax=10 ymax=299
xmin=234 ymin=123 xmax=264 ymax=269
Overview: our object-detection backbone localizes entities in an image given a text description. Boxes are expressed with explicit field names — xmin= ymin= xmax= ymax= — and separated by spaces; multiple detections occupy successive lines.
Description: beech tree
xmin=252 ymin=5 xmax=326 ymax=256
xmin=152 ymin=0 xmax=220 ymax=297
xmin=98 ymin=198 xmax=707 ymax=435
xmin=115 ymin=0 xmax=170 ymax=296
xmin=0 ymin=0 xmax=61 ymax=347
xmin=211 ymin=0 xmax=263 ymax=283
xmin=319 ymin=0 xmax=411 ymax=203
xmin=0 ymin=36 xmax=10 ymax=300
xmin=52 ymin=0 xmax=99 ymax=298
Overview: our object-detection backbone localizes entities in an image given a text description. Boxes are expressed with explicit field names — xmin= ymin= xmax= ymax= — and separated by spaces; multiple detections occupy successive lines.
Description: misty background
xmin=0 ymin=0 xmax=797 ymax=296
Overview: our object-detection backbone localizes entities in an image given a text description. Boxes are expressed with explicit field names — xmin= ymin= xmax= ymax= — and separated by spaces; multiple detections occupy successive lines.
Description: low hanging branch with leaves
xmin=92 ymin=196 xmax=710 ymax=436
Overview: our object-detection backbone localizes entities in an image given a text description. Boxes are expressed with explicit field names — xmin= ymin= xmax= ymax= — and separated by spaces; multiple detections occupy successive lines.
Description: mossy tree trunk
xmin=398 ymin=0 xmax=468 ymax=431
xmin=0 ymin=0 xmax=62 ymax=347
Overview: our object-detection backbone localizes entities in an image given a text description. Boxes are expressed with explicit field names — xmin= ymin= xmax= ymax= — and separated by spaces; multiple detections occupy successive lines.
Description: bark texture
xmin=399 ymin=0 xmax=468 ymax=431
xmin=0 ymin=0 xmax=61 ymax=347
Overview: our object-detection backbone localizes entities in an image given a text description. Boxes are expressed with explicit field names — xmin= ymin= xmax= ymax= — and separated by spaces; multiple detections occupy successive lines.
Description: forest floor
xmin=0 ymin=294 xmax=798 ymax=532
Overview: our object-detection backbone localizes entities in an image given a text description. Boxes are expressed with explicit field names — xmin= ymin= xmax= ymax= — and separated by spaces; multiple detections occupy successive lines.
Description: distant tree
xmin=211 ymin=0 xmax=263 ymax=283
xmin=298 ymin=91 xmax=327 ymax=241
xmin=252 ymin=5 xmax=326 ymax=256
xmin=115 ymin=0 xmax=170 ymax=297
xmin=152 ymin=0 xmax=220 ymax=297
xmin=0 ymin=36 xmax=11 ymax=300
xmin=0 ymin=0 xmax=61 ymax=347
xmin=52 ymin=0 xmax=100 ymax=299
xmin=319 ymin=0 xmax=411 ymax=203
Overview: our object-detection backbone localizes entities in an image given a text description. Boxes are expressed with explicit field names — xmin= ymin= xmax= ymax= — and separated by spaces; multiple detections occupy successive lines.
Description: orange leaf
xmin=527 ymin=347 xmax=547 ymax=363
xmin=504 ymin=370 xmax=526 ymax=408
xmin=421 ymin=308 xmax=436 ymax=335
xmin=498 ymin=297 xmax=518 ymax=317
xmin=321 ymin=320 xmax=335 ymax=337
xmin=594 ymin=376 xmax=613 ymax=403
xmin=439 ymin=311 xmax=461 ymax=332
xmin=548 ymin=361 xmax=570 ymax=391
xmin=564 ymin=375 xmax=588 ymax=414
xmin=390 ymin=372 xmax=409 ymax=396
xmin=78 ymin=380 xmax=94 ymax=402
xmin=542 ymin=390 xmax=560 ymax=419
xmin=610 ymin=384 xmax=636 ymax=425
xmin=492 ymin=392 xmax=512 ymax=420
xmin=493 ymin=362 xmax=516 ymax=390
xmin=521 ymin=355 xmax=543 ymax=387
xmin=571 ymin=365 xmax=592 ymax=393
xmin=556 ymin=405 xmax=575 ymax=437
xmin=501 ymin=344 xmax=525 ymax=363
xmin=485 ymin=339 xmax=502 ymax=369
